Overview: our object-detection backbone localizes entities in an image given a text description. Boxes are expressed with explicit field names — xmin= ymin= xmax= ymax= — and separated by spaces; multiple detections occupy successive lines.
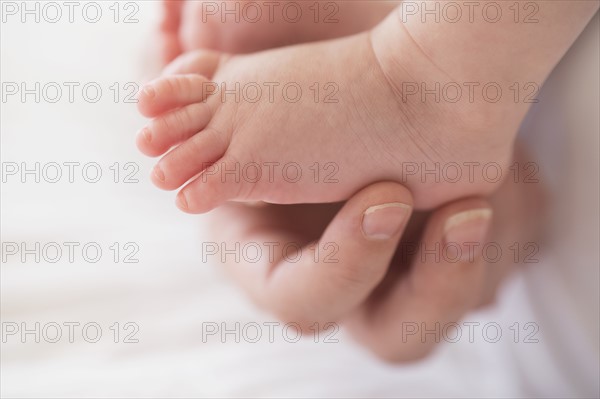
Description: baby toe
xmin=151 ymin=127 xmax=228 ymax=191
xmin=162 ymin=49 xmax=225 ymax=78
xmin=137 ymin=102 xmax=212 ymax=157
xmin=137 ymin=74 xmax=214 ymax=117
xmin=176 ymin=155 xmax=253 ymax=214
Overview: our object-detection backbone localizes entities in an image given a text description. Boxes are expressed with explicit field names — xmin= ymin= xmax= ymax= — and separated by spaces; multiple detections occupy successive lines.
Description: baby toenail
xmin=152 ymin=165 xmax=165 ymax=182
xmin=139 ymin=127 xmax=152 ymax=143
xmin=176 ymin=192 xmax=188 ymax=210
xmin=143 ymin=85 xmax=156 ymax=99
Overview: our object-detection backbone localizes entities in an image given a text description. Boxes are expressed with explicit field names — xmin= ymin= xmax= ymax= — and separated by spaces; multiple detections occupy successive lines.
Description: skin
xmin=207 ymin=146 xmax=543 ymax=362
xmin=143 ymin=1 xmax=588 ymax=360
xmin=139 ymin=2 xmax=597 ymax=213
xmin=137 ymin=33 xmax=513 ymax=213
xmin=158 ymin=0 xmax=400 ymax=63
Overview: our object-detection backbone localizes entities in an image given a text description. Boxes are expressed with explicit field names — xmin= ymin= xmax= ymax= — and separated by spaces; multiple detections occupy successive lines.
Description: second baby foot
xmin=159 ymin=0 xmax=398 ymax=63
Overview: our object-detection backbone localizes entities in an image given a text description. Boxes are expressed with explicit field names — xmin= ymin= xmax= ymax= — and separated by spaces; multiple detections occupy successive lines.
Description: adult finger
xmin=348 ymin=198 xmax=493 ymax=362
xmin=212 ymin=181 xmax=413 ymax=330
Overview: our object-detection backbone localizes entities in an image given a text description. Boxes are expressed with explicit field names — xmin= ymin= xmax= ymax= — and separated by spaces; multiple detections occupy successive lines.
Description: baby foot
xmin=158 ymin=0 xmax=398 ymax=63
xmin=138 ymin=28 xmax=522 ymax=213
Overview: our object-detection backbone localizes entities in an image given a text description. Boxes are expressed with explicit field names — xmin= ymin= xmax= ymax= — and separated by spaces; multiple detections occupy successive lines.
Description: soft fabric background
xmin=1 ymin=3 xmax=598 ymax=397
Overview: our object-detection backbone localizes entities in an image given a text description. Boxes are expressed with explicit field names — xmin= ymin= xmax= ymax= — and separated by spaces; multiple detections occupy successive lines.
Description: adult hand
xmin=208 ymin=148 xmax=542 ymax=361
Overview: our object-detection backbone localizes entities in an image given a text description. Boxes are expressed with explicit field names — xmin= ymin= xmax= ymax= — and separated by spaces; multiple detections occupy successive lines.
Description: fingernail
xmin=176 ymin=192 xmax=188 ymax=210
xmin=152 ymin=165 xmax=165 ymax=183
xmin=362 ymin=203 xmax=411 ymax=240
xmin=444 ymin=209 xmax=492 ymax=261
